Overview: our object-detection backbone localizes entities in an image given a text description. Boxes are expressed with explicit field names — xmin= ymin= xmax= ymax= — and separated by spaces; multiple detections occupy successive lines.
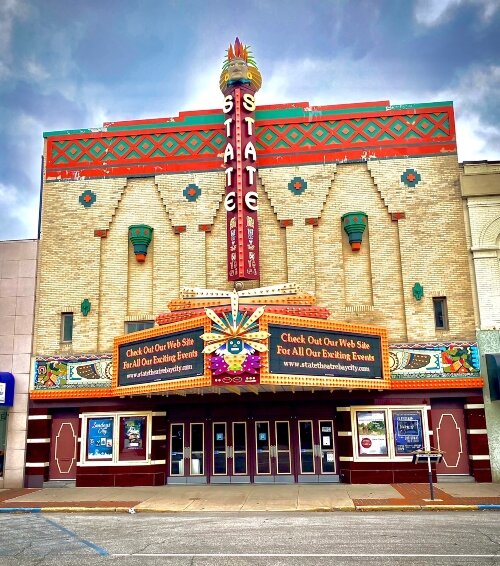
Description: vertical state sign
xmin=220 ymin=37 xmax=262 ymax=281
xmin=223 ymin=87 xmax=259 ymax=280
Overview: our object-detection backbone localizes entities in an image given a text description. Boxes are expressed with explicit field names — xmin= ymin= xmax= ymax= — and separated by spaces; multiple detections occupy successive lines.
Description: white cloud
xmin=0 ymin=181 xmax=39 ymax=240
xmin=24 ymin=60 xmax=50 ymax=82
xmin=432 ymin=64 xmax=500 ymax=160
xmin=414 ymin=0 xmax=499 ymax=26
xmin=0 ymin=0 xmax=29 ymax=70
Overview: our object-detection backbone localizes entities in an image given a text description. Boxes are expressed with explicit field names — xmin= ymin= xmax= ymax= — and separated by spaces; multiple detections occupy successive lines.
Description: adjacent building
xmin=0 ymin=239 xmax=37 ymax=487
xmin=461 ymin=160 xmax=500 ymax=481
xmin=25 ymin=40 xmax=491 ymax=487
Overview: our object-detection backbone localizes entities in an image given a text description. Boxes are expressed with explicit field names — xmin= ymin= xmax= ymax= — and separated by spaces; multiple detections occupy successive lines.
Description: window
xmin=61 ymin=313 xmax=73 ymax=343
xmin=0 ymin=410 xmax=7 ymax=478
xmin=433 ymin=297 xmax=448 ymax=330
xmin=81 ymin=412 xmax=151 ymax=465
xmin=352 ymin=406 xmax=428 ymax=461
xmin=125 ymin=320 xmax=154 ymax=333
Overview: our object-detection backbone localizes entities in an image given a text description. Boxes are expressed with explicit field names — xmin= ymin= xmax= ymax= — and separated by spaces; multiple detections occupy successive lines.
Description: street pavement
xmin=1 ymin=482 xmax=500 ymax=513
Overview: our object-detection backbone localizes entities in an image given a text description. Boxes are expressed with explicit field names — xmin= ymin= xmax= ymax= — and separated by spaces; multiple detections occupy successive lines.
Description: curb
xmin=0 ymin=504 xmax=499 ymax=514
xmin=0 ymin=507 xmax=41 ymax=513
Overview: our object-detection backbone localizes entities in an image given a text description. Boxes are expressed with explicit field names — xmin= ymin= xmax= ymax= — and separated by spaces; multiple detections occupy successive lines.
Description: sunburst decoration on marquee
xmin=200 ymin=290 xmax=270 ymax=375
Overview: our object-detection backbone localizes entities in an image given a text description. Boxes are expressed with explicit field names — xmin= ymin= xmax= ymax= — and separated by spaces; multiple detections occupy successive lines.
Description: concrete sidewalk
xmin=1 ymin=482 xmax=500 ymax=513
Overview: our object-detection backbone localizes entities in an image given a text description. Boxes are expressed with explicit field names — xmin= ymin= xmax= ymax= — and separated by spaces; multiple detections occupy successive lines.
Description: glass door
xmin=168 ymin=422 xmax=206 ymax=484
xmin=213 ymin=422 xmax=228 ymax=477
xmin=232 ymin=422 xmax=248 ymax=478
xmin=255 ymin=421 xmax=272 ymax=477
xmin=318 ymin=420 xmax=336 ymax=474
xmin=254 ymin=420 xmax=293 ymax=482
xmin=298 ymin=420 xmax=315 ymax=476
xmin=190 ymin=423 xmax=205 ymax=476
xmin=275 ymin=421 xmax=292 ymax=475
xmin=210 ymin=421 xmax=250 ymax=483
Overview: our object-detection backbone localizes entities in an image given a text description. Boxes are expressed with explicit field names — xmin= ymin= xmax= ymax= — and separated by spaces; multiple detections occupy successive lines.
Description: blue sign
xmin=87 ymin=417 xmax=114 ymax=459
xmin=393 ymin=411 xmax=423 ymax=455
xmin=0 ymin=373 xmax=15 ymax=407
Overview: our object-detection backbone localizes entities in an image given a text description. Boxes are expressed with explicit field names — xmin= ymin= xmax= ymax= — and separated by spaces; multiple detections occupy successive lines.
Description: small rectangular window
xmin=433 ymin=297 xmax=449 ymax=330
xmin=61 ymin=313 xmax=73 ymax=343
xmin=125 ymin=321 xmax=154 ymax=333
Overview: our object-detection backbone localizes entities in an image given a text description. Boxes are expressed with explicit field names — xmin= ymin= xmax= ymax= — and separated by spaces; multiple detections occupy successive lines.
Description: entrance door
xmin=168 ymin=422 xmax=206 ymax=484
xmin=254 ymin=420 xmax=294 ymax=483
xmin=296 ymin=419 xmax=337 ymax=482
xmin=431 ymin=407 xmax=470 ymax=476
xmin=49 ymin=415 xmax=79 ymax=480
xmin=211 ymin=421 xmax=250 ymax=483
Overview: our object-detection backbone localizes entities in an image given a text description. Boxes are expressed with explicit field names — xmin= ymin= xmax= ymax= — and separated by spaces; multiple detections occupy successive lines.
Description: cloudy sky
xmin=1 ymin=0 xmax=499 ymax=240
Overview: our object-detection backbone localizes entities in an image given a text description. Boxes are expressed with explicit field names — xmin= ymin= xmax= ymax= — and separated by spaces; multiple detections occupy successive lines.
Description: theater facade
xmin=26 ymin=39 xmax=491 ymax=487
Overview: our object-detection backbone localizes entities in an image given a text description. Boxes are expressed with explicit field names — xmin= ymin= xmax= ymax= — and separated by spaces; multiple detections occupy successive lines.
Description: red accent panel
xmin=305 ymin=218 xmax=319 ymax=226
xmin=94 ymin=229 xmax=108 ymax=238
xmin=198 ymin=224 xmax=212 ymax=232
xmin=391 ymin=212 xmax=406 ymax=221
xmin=173 ymin=226 xmax=186 ymax=234
xmin=432 ymin=407 xmax=470 ymax=475
xmin=49 ymin=416 xmax=79 ymax=479
xmin=280 ymin=219 xmax=293 ymax=227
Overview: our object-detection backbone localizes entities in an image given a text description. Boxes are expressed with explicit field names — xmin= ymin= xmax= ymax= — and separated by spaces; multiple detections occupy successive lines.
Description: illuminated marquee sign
xmin=259 ymin=314 xmax=391 ymax=388
xmin=115 ymin=327 xmax=205 ymax=387
xmin=268 ymin=325 xmax=383 ymax=379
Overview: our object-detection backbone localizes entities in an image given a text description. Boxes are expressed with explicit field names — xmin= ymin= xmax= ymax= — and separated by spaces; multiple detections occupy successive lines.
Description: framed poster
xmin=356 ymin=411 xmax=388 ymax=456
xmin=393 ymin=411 xmax=424 ymax=455
xmin=87 ymin=417 xmax=113 ymax=460
xmin=119 ymin=416 xmax=147 ymax=461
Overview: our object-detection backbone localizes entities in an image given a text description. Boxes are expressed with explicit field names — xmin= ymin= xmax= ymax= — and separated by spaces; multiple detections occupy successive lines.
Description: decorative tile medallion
xmin=81 ymin=298 xmax=91 ymax=316
xmin=79 ymin=189 xmax=96 ymax=207
xmin=288 ymin=177 xmax=307 ymax=195
xmin=412 ymin=282 xmax=424 ymax=301
xmin=400 ymin=168 xmax=421 ymax=188
xmin=183 ymin=183 xmax=201 ymax=202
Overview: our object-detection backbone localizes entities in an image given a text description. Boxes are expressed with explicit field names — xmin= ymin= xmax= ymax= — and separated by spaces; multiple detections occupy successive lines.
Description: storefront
xmin=0 ymin=372 xmax=15 ymax=480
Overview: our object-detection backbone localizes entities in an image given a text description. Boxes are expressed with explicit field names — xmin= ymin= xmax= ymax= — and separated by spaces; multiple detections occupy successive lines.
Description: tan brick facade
xmin=34 ymin=154 xmax=475 ymax=356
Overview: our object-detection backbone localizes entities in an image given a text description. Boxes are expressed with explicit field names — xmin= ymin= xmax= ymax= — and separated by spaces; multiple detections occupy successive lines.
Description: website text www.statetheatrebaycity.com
xmin=282 ymin=360 xmax=371 ymax=373
xmin=126 ymin=364 xmax=194 ymax=380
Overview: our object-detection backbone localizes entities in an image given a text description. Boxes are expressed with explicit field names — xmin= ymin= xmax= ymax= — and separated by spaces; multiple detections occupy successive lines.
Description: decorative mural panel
xmin=34 ymin=355 xmax=112 ymax=390
xmin=44 ymin=103 xmax=456 ymax=181
xmin=32 ymin=341 xmax=481 ymax=396
xmin=390 ymin=342 xmax=480 ymax=380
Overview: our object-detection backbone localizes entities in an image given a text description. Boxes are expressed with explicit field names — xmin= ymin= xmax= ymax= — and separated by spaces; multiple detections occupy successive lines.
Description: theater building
xmin=26 ymin=39 xmax=491 ymax=487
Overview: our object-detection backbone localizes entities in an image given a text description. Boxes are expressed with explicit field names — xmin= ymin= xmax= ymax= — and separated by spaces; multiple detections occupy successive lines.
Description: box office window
xmin=353 ymin=407 xmax=427 ymax=460
xmin=82 ymin=413 xmax=151 ymax=465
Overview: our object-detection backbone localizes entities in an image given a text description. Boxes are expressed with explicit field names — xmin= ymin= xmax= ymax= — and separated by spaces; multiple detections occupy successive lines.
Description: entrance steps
xmin=436 ymin=474 xmax=475 ymax=483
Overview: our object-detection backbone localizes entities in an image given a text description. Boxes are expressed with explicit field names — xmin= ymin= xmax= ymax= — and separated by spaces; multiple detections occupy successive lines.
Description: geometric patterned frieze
xmin=45 ymin=104 xmax=456 ymax=181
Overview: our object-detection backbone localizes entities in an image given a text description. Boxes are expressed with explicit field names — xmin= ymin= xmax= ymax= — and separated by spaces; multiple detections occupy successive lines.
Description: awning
xmin=0 ymin=372 xmax=15 ymax=407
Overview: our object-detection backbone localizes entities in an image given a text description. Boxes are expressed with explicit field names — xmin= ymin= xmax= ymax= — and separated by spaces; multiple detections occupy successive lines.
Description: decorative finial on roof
xmin=220 ymin=37 xmax=262 ymax=93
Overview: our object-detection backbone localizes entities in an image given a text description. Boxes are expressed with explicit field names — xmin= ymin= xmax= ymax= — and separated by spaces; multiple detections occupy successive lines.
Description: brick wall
xmin=34 ymin=154 xmax=475 ymax=356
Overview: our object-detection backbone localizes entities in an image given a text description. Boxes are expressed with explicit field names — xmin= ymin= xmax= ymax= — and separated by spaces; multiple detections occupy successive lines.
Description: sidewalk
xmin=1 ymin=482 xmax=500 ymax=513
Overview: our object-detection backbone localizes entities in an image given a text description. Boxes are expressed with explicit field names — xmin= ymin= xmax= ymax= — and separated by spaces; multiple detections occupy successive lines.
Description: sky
xmin=1 ymin=0 xmax=499 ymax=241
